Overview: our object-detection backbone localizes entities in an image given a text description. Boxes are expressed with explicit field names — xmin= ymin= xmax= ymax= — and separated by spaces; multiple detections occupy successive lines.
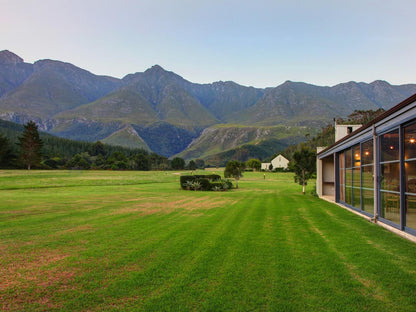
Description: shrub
xmin=222 ymin=179 xmax=233 ymax=189
xmin=198 ymin=178 xmax=211 ymax=191
xmin=183 ymin=180 xmax=195 ymax=190
xmin=180 ymin=175 xmax=196 ymax=189
xmin=180 ymin=175 xmax=230 ymax=191
xmin=192 ymin=180 xmax=202 ymax=191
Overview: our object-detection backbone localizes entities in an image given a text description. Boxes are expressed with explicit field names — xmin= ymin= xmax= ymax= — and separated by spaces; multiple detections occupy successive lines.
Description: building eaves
xmin=317 ymin=93 xmax=416 ymax=156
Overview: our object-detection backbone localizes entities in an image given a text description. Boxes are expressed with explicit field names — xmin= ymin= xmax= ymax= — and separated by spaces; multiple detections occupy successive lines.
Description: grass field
xmin=1 ymin=170 xmax=416 ymax=311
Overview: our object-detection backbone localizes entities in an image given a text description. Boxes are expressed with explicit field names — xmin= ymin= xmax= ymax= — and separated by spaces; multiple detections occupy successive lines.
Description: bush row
xmin=180 ymin=175 xmax=232 ymax=191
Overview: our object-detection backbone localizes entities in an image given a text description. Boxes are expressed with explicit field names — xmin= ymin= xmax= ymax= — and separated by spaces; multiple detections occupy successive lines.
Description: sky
xmin=1 ymin=0 xmax=415 ymax=88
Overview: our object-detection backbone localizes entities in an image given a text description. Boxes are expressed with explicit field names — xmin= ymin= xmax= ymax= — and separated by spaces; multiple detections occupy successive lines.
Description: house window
xmin=340 ymin=144 xmax=360 ymax=207
xmin=379 ymin=129 xmax=400 ymax=225
xmin=352 ymin=144 xmax=361 ymax=208
xmin=361 ymin=139 xmax=374 ymax=214
xmin=345 ymin=148 xmax=353 ymax=206
xmin=339 ymin=152 xmax=345 ymax=202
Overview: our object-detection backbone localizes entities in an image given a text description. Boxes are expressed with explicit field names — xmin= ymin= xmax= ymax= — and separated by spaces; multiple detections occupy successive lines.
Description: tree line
xmin=0 ymin=120 xmax=200 ymax=171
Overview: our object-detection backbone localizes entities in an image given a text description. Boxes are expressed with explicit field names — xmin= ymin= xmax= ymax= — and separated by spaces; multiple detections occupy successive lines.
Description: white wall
xmin=335 ymin=124 xmax=362 ymax=142
xmin=261 ymin=163 xmax=271 ymax=170
xmin=271 ymin=155 xmax=289 ymax=169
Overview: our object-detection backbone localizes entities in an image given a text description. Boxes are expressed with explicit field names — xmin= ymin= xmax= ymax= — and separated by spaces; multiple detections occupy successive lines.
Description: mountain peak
xmin=0 ymin=50 xmax=24 ymax=65
xmin=145 ymin=65 xmax=167 ymax=74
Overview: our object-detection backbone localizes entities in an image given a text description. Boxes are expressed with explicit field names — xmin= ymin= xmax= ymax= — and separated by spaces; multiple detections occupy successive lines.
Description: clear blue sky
xmin=2 ymin=0 xmax=415 ymax=88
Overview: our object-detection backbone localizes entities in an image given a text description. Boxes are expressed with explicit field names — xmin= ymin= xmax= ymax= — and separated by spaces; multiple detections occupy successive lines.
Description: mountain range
xmin=1 ymin=49 xmax=416 ymax=163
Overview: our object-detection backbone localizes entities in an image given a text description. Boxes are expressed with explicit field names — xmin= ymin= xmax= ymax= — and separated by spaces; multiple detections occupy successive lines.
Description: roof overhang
xmin=318 ymin=93 xmax=416 ymax=159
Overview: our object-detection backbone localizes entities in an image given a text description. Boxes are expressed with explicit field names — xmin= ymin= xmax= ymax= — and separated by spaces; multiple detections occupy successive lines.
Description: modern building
xmin=317 ymin=93 xmax=416 ymax=239
xmin=261 ymin=154 xmax=290 ymax=171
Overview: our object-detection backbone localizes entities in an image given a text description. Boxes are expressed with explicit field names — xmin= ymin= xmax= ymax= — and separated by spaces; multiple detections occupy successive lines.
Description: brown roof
xmin=318 ymin=93 xmax=416 ymax=155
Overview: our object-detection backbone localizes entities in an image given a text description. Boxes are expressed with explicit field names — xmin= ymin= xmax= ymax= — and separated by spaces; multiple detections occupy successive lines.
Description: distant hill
xmin=0 ymin=118 xmax=149 ymax=160
xmin=1 ymin=50 xmax=415 ymax=161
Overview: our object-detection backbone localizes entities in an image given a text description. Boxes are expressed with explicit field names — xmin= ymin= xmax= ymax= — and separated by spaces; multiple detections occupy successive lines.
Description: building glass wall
xmin=361 ymin=139 xmax=374 ymax=213
xmin=379 ymin=129 xmax=400 ymax=225
xmin=352 ymin=144 xmax=361 ymax=208
xmin=339 ymin=142 xmax=372 ymax=214
xmin=339 ymin=151 xmax=345 ymax=202
xmin=345 ymin=147 xmax=353 ymax=205
xmin=336 ymin=120 xmax=416 ymax=233
xmin=404 ymin=122 xmax=416 ymax=230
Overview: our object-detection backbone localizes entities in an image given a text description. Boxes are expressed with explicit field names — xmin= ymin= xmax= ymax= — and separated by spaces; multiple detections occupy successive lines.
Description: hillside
xmin=0 ymin=50 xmax=415 ymax=160
xmin=175 ymin=124 xmax=312 ymax=162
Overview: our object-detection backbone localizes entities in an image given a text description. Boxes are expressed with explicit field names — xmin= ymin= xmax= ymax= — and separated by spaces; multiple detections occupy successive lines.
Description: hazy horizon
xmin=2 ymin=0 xmax=415 ymax=88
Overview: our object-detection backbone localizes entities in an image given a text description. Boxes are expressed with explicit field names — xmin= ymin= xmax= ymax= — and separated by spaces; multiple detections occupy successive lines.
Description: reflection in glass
xmin=380 ymin=163 xmax=400 ymax=192
xmin=405 ymin=123 xmax=416 ymax=160
xmin=346 ymin=186 xmax=352 ymax=205
xmin=380 ymin=192 xmax=400 ymax=224
xmin=346 ymin=148 xmax=352 ymax=168
xmin=362 ymin=189 xmax=374 ymax=213
xmin=352 ymin=166 xmax=361 ymax=208
xmin=361 ymin=139 xmax=373 ymax=165
xmin=353 ymin=167 xmax=360 ymax=187
xmin=380 ymin=129 xmax=399 ymax=162
xmin=353 ymin=187 xmax=361 ymax=208
xmin=406 ymin=195 xmax=416 ymax=230
xmin=339 ymin=152 xmax=345 ymax=202
xmin=405 ymin=160 xmax=416 ymax=193
xmin=346 ymin=168 xmax=352 ymax=205
xmin=339 ymin=169 xmax=345 ymax=202
xmin=346 ymin=168 xmax=352 ymax=186
xmin=362 ymin=165 xmax=373 ymax=189
xmin=352 ymin=144 xmax=361 ymax=167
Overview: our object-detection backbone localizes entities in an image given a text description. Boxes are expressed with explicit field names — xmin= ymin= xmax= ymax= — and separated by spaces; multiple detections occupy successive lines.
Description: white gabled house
xmin=261 ymin=154 xmax=289 ymax=171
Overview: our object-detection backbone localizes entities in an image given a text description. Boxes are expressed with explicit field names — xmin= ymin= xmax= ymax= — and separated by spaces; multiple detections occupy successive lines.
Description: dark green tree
xmin=224 ymin=160 xmax=245 ymax=189
xmin=171 ymin=157 xmax=185 ymax=170
xmin=17 ymin=121 xmax=43 ymax=170
xmin=90 ymin=140 xmax=106 ymax=156
xmin=131 ymin=154 xmax=150 ymax=171
xmin=92 ymin=154 xmax=106 ymax=169
xmin=149 ymin=153 xmax=168 ymax=170
xmin=245 ymin=158 xmax=261 ymax=171
xmin=195 ymin=159 xmax=205 ymax=169
xmin=65 ymin=153 xmax=91 ymax=170
xmin=0 ymin=134 xmax=16 ymax=168
xmin=292 ymin=147 xmax=316 ymax=194
xmin=187 ymin=160 xmax=196 ymax=171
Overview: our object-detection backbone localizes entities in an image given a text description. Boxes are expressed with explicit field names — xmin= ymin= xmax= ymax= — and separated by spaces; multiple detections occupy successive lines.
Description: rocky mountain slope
xmin=1 ymin=50 xmax=415 ymax=161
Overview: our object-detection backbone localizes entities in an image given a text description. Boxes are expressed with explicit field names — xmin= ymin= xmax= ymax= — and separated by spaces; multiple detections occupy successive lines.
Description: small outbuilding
xmin=261 ymin=154 xmax=289 ymax=171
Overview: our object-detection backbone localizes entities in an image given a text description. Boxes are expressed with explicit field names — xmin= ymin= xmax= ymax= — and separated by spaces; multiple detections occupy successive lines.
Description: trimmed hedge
xmin=180 ymin=174 xmax=231 ymax=191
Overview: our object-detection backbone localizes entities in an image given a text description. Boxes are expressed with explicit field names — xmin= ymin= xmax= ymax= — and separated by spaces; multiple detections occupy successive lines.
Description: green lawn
xmin=1 ymin=170 xmax=415 ymax=311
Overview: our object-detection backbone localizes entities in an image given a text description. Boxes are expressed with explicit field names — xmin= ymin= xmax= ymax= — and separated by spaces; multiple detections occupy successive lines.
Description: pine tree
xmin=17 ymin=121 xmax=43 ymax=170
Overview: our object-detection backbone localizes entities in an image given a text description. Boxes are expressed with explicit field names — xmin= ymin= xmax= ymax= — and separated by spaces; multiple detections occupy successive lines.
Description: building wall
xmin=335 ymin=124 xmax=362 ymax=142
xmin=317 ymin=154 xmax=335 ymax=197
xmin=261 ymin=163 xmax=271 ymax=170
xmin=323 ymin=157 xmax=335 ymax=196
xmin=318 ymin=94 xmax=416 ymax=238
xmin=271 ymin=155 xmax=289 ymax=169
xmin=261 ymin=155 xmax=289 ymax=170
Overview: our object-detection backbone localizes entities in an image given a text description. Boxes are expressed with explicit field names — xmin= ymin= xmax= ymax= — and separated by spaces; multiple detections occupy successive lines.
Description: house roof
xmin=317 ymin=93 xmax=416 ymax=156
xmin=272 ymin=154 xmax=289 ymax=161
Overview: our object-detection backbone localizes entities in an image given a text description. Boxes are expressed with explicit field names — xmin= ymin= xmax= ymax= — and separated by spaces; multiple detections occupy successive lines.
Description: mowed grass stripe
xmin=138 ymin=194 xmax=254 ymax=310
xmin=297 ymin=197 xmax=416 ymax=310
xmin=1 ymin=171 xmax=416 ymax=311
xmin=64 ymin=189 xmax=247 ymax=310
